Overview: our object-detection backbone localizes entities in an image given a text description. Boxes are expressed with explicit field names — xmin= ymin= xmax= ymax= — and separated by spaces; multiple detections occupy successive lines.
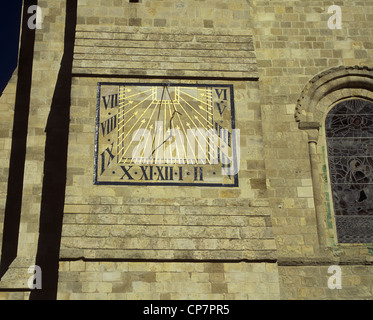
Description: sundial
xmin=94 ymin=83 xmax=239 ymax=187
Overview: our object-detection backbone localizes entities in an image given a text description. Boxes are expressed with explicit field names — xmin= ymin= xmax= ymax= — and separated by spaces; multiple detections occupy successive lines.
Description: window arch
xmin=295 ymin=66 xmax=373 ymax=247
xmin=325 ymin=99 xmax=373 ymax=243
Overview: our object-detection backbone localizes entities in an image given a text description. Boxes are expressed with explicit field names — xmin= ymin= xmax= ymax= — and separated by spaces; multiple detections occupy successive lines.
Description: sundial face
xmin=94 ymin=83 xmax=239 ymax=186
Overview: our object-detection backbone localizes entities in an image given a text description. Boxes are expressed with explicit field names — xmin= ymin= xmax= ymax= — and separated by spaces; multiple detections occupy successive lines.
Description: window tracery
xmin=325 ymin=99 xmax=373 ymax=243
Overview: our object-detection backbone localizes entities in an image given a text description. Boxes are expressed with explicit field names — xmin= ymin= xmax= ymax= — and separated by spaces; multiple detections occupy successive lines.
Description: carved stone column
xmin=307 ymin=129 xmax=327 ymax=249
xmin=299 ymin=122 xmax=327 ymax=250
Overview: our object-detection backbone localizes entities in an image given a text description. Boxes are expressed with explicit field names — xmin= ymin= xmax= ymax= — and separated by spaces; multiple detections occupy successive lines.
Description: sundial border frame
xmin=93 ymin=82 xmax=238 ymax=187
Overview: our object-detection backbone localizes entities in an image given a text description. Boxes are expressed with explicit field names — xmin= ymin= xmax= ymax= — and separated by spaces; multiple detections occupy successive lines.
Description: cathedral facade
xmin=1 ymin=0 xmax=373 ymax=300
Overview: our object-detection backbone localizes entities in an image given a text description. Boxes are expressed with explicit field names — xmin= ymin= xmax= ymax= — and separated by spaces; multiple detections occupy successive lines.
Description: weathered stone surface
xmin=1 ymin=0 xmax=373 ymax=300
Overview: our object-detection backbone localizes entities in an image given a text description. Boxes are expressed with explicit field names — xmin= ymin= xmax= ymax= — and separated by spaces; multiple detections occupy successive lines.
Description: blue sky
xmin=0 ymin=1 xmax=22 ymax=96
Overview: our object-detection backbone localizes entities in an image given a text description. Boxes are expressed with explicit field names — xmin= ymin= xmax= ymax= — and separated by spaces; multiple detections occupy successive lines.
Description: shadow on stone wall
xmin=0 ymin=0 xmax=37 ymax=280
xmin=30 ymin=0 xmax=77 ymax=300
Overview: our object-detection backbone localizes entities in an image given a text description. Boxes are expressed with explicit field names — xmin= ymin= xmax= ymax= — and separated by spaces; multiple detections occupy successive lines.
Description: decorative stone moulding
xmin=295 ymin=65 xmax=373 ymax=130
xmin=294 ymin=66 xmax=373 ymax=249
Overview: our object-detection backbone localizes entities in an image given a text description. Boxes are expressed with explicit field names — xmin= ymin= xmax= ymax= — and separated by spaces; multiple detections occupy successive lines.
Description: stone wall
xmin=61 ymin=77 xmax=275 ymax=261
xmin=0 ymin=0 xmax=68 ymax=291
xmin=1 ymin=0 xmax=373 ymax=300
xmin=57 ymin=261 xmax=279 ymax=300
xmin=279 ymin=265 xmax=373 ymax=300
xmin=255 ymin=0 xmax=373 ymax=259
xmin=255 ymin=0 xmax=373 ymax=300
xmin=51 ymin=0 xmax=282 ymax=299
xmin=0 ymin=74 xmax=17 ymax=261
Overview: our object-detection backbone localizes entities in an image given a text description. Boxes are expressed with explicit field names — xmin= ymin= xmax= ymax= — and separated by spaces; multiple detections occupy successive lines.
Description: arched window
xmin=296 ymin=66 xmax=373 ymax=247
xmin=325 ymin=99 xmax=373 ymax=243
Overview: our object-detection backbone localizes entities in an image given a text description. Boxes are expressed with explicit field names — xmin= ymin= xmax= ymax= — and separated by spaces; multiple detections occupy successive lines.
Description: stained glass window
xmin=325 ymin=99 xmax=373 ymax=243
